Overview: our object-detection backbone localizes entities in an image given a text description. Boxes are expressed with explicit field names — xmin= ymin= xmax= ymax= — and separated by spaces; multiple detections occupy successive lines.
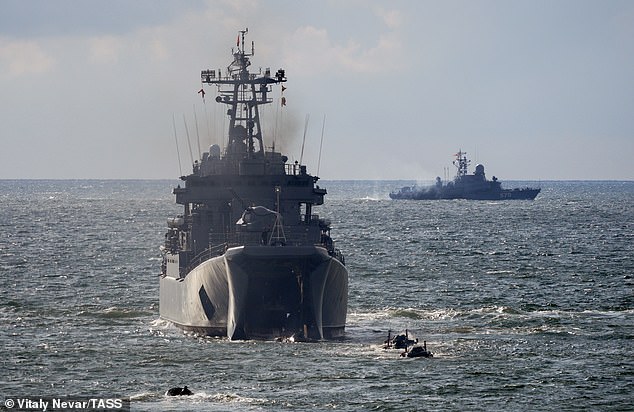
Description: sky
xmin=0 ymin=0 xmax=633 ymax=180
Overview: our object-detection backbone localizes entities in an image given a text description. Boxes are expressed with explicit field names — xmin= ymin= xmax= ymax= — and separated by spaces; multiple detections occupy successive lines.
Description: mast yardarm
xmin=201 ymin=29 xmax=287 ymax=159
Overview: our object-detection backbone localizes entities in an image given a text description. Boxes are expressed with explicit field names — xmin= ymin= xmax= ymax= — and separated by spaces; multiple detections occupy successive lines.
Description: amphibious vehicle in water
xmin=389 ymin=151 xmax=540 ymax=200
xmin=159 ymin=30 xmax=348 ymax=340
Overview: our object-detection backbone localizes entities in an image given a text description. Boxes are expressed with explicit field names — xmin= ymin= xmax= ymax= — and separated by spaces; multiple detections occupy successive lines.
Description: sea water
xmin=1 ymin=180 xmax=632 ymax=411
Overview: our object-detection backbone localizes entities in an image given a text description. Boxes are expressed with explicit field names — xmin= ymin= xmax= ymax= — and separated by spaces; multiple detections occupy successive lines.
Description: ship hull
xmin=390 ymin=187 xmax=540 ymax=200
xmin=160 ymin=245 xmax=348 ymax=340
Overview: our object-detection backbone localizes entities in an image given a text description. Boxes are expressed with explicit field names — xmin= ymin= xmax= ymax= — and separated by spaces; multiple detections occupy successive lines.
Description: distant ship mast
xmin=200 ymin=28 xmax=287 ymax=159
xmin=453 ymin=150 xmax=470 ymax=178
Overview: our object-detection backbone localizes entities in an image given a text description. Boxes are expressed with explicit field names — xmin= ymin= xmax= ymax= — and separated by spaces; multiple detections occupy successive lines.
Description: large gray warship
xmin=390 ymin=150 xmax=540 ymax=200
xmin=159 ymin=30 xmax=348 ymax=340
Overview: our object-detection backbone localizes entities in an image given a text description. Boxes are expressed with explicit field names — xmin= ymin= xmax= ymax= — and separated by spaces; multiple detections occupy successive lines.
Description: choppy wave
xmin=94 ymin=306 xmax=153 ymax=319
xmin=1 ymin=180 xmax=632 ymax=411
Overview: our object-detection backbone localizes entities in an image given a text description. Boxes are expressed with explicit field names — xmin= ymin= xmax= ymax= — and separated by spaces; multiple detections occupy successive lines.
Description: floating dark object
xmin=384 ymin=329 xmax=417 ymax=350
xmin=402 ymin=342 xmax=433 ymax=358
xmin=384 ymin=330 xmax=433 ymax=358
xmin=166 ymin=386 xmax=193 ymax=396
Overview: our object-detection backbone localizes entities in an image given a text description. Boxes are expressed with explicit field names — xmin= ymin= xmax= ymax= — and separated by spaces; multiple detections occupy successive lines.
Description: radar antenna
xmin=453 ymin=150 xmax=470 ymax=177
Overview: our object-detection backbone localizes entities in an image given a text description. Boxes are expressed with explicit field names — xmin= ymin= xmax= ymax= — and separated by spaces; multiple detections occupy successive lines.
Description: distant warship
xmin=390 ymin=151 xmax=540 ymax=200
xmin=159 ymin=30 xmax=348 ymax=340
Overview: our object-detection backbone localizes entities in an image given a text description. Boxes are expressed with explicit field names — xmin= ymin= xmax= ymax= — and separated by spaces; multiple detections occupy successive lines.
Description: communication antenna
xmin=193 ymin=105 xmax=202 ymax=157
xmin=317 ymin=114 xmax=326 ymax=176
xmin=238 ymin=28 xmax=249 ymax=54
xmin=273 ymin=98 xmax=279 ymax=151
xmin=172 ymin=114 xmax=183 ymax=176
xmin=300 ymin=113 xmax=309 ymax=165
xmin=182 ymin=114 xmax=194 ymax=166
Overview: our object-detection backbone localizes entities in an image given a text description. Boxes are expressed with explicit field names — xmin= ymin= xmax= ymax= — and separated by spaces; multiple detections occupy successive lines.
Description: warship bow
xmin=159 ymin=30 xmax=348 ymax=340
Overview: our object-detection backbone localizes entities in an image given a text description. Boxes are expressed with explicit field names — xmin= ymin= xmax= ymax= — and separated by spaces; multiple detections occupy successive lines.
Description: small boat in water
xmin=165 ymin=386 xmax=193 ymax=396
xmin=402 ymin=342 xmax=433 ymax=358
xmin=383 ymin=330 xmax=433 ymax=358
xmin=390 ymin=150 xmax=540 ymax=200
xmin=384 ymin=329 xmax=418 ymax=349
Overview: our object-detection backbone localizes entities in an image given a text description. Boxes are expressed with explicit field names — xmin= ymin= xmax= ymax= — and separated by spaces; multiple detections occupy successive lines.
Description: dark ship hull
xmin=390 ymin=151 xmax=540 ymax=201
xmin=160 ymin=246 xmax=347 ymax=340
xmin=389 ymin=186 xmax=541 ymax=200
xmin=159 ymin=30 xmax=348 ymax=340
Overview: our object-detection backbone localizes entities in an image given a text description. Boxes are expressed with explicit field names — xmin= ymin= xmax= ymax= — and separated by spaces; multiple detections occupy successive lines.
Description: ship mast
xmin=200 ymin=28 xmax=287 ymax=159
xmin=453 ymin=150 xmax=470 ymax=178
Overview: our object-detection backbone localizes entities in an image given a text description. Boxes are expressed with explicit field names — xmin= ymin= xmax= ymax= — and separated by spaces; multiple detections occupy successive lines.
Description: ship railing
xmin=185 ymin=243 xmax=228 ymax=273
xmin=187 ymin=237 xmax=344 ymax=273
xmin=333 ymin=248 xmax=346 ymax=265
xmin=207 ymin=228 xmax=323 ymax=248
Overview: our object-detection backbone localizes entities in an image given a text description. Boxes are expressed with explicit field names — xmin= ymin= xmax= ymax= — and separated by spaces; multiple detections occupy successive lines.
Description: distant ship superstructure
xmin=159 ymin=30 xmax=348 ymax=340
xmin=390 ymin=151 xmax=541 ymax=200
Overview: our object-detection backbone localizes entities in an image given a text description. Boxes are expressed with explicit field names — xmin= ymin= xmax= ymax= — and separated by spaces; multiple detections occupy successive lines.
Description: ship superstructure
xmin=159 ymin=30 xmax=348 ymax=340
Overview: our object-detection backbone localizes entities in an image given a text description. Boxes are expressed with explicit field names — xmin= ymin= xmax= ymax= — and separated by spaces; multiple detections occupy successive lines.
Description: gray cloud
xmin=0 ymin=0 xmax=632 ymax=180
xmin=0 ymin=0 xmax=206 ymax=37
